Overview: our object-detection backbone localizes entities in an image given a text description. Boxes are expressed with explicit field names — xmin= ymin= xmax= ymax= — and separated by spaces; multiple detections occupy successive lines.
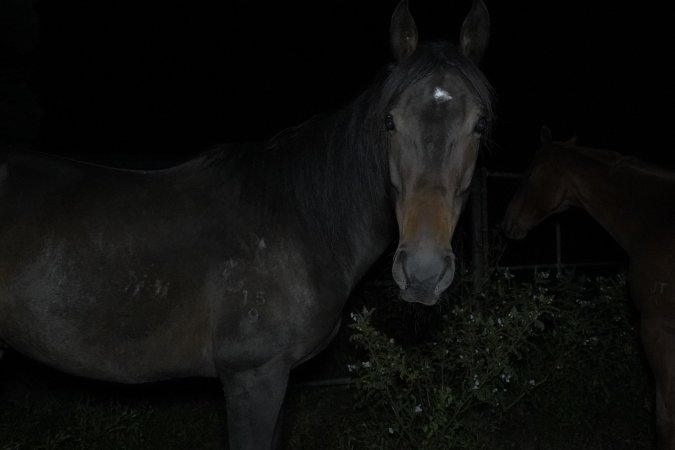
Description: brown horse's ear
xmin=540 ymin=126 xmax=553 ymax=148
xmin=460 ymin=0 xmax=490 ymax=64
xmin=390 ymin=0 xmax=418 ymax=62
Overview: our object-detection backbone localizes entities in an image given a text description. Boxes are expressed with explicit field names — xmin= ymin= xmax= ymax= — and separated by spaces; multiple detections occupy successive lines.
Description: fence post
xmin=470 ymin=167 xmax=489 ymax=292
xmin=555 ymin=220 xmax=562 ymax=275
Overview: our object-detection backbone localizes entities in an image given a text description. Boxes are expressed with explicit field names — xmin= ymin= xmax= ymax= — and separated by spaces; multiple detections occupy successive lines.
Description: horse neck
xmin=283 ymin=91 xmax=397 ymax=285
xmin=560 ymin=148 xmax=666 ymax=255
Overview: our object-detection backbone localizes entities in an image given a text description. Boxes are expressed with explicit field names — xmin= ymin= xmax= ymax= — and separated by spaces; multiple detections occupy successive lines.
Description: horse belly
xmin=0 ymin=238 xmax=216 ymax=383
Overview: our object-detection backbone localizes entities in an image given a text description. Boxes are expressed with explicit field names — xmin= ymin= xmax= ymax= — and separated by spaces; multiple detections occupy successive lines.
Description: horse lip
xmin=503 ymin=222 xmax=529 ymax=240
xmin=399 ymin=288 xmax=440 ymax=306
xmin=398 ymin=271 xmax=450 ymax=305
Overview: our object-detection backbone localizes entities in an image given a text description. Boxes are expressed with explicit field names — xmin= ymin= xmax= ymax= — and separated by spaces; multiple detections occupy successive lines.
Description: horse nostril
xmin=392 ymin=249 xmax=409 ymax=290
xmin=434 ymin=252 xmax=456 ymax=295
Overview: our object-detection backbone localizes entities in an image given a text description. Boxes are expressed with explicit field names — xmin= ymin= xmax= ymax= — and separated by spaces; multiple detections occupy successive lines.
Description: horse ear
xmin=565 ymin=135 xmax=577 ymax=145
xmin=390 ymin=0 xmax=418 ymax=62
xmin=540 ymin=126 xmax=553 ymax=148
xmin=460 ymin=0 xmax=490 ymax=64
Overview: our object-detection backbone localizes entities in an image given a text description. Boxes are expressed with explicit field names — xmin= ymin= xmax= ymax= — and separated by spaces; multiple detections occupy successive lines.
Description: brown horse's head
xmin=502 ymin=126 xmax=577 ymax=240
xmin=386 ymin=0 xmax=492 ymax=305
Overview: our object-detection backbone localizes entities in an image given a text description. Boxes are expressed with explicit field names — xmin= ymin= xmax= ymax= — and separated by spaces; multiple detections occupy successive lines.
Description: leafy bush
xmin=345 ymin=270 xmax=653 ymax=449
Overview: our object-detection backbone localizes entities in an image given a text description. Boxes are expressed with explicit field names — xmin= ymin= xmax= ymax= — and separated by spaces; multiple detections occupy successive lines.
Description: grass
xmin=0 ymin=343 xmax=656 ymax=450
xmin=0 ymin=354 xmax=227 ymax=449
xmin=0 ymin=351 xmax=358 ymax=450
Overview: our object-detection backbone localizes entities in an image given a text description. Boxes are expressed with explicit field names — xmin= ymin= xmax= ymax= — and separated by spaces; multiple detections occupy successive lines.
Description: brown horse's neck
xmin=558 ymin=146 xmax=675 ymax=256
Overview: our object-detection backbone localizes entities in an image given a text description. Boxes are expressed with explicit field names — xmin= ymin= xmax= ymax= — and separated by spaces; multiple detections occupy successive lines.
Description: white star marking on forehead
xmin=433 ymin=87 xmax=453 ymax=102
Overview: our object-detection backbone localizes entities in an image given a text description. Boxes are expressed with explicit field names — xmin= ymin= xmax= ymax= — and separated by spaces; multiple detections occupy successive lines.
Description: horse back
xmin=0 ymin=149 xmax=223 ymax=382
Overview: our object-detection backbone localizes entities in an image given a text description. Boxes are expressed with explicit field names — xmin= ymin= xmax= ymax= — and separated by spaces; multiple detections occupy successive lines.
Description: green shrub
xmin=346 ymin=270 xmax=653 ymax=449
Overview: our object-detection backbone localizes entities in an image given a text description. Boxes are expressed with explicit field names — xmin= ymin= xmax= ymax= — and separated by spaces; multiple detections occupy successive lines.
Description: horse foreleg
xmin=641 ymin=318 xmax=675 ymax=450
xmin=220 ymin=359 xmax=290 ymax=450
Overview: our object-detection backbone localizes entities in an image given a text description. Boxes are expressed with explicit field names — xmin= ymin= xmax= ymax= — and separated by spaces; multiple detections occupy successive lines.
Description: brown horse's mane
xmin=556 ymin=142 xmax=675 ymax=180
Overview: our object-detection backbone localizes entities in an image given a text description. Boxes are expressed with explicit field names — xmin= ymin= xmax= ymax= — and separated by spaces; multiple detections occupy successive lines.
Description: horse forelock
xmin=380 ymin=42 xmax=495 ymax=124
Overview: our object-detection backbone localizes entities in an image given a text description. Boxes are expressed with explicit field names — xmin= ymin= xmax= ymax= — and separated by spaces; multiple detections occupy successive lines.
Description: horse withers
xmin=502 ymin=126 xmax=675 ymax=449
xmin=0 ymin=1 xmax=493 ymax=448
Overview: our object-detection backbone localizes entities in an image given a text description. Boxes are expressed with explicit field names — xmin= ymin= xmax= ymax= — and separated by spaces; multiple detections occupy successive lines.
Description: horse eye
xmin=385 ymin=114 xmax=396 ymax=131
xmin=474 ymin=117 xmax=488 ymax=134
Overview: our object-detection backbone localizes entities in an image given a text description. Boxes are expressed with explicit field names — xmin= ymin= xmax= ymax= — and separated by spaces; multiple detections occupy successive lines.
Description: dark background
xmin=2 ymin=0 xmax=672 ymax=276
xmin=1 ymin=0 xmax=673 ymax=171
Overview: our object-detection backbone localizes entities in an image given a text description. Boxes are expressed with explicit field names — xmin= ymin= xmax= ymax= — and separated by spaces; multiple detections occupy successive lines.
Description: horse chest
xmin=210 ymin=237 xmax=348 ymax=368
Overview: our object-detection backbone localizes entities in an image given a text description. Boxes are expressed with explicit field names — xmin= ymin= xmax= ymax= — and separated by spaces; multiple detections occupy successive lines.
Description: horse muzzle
xmin=391 ymin=245 xmax=455 ymax=305
xmin=502 ymin=221 xmax=530 ymax=240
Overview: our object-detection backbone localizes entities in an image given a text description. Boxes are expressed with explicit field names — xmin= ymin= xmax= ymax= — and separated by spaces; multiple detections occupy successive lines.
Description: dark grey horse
xmin=0 ymin=1 xmax=492 ymax=448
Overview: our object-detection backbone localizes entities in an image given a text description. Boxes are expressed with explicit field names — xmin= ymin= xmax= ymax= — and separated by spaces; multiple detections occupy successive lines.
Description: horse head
xmin=386 ymin=0 xmax=492 ymax=305
xmin=502 ymin=126 xmax=577 ymax=240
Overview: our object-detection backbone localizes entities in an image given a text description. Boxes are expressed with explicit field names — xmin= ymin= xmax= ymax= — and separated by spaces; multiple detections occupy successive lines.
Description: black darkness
xmin=2 ymin=0 xmax=673 ymax=172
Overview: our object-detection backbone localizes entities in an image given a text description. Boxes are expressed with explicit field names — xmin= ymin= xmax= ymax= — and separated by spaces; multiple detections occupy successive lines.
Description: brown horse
xmin=502 ymin=126 xmax=675 ymax=449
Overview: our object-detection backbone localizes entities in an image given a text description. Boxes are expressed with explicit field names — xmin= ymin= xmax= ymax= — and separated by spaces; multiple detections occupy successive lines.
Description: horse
xmin=502 ymin=126 xmax=675 ymax=449
xmin=0 ymin=1 xmax=493 ymax=448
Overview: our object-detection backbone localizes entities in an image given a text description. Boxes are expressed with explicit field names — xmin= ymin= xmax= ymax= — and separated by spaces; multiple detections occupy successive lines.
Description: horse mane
xmin=198 ymin=87 xmax=392 ymax=259
xmin=198 ymin=41 xmax=494 ymax=260
xmin=560 ymin=142 xmax=675 ymax=180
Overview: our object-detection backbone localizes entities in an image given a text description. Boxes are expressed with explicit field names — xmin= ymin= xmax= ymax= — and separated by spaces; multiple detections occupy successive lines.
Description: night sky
xmin=1 ymin=0 xmax=673 ymax=171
